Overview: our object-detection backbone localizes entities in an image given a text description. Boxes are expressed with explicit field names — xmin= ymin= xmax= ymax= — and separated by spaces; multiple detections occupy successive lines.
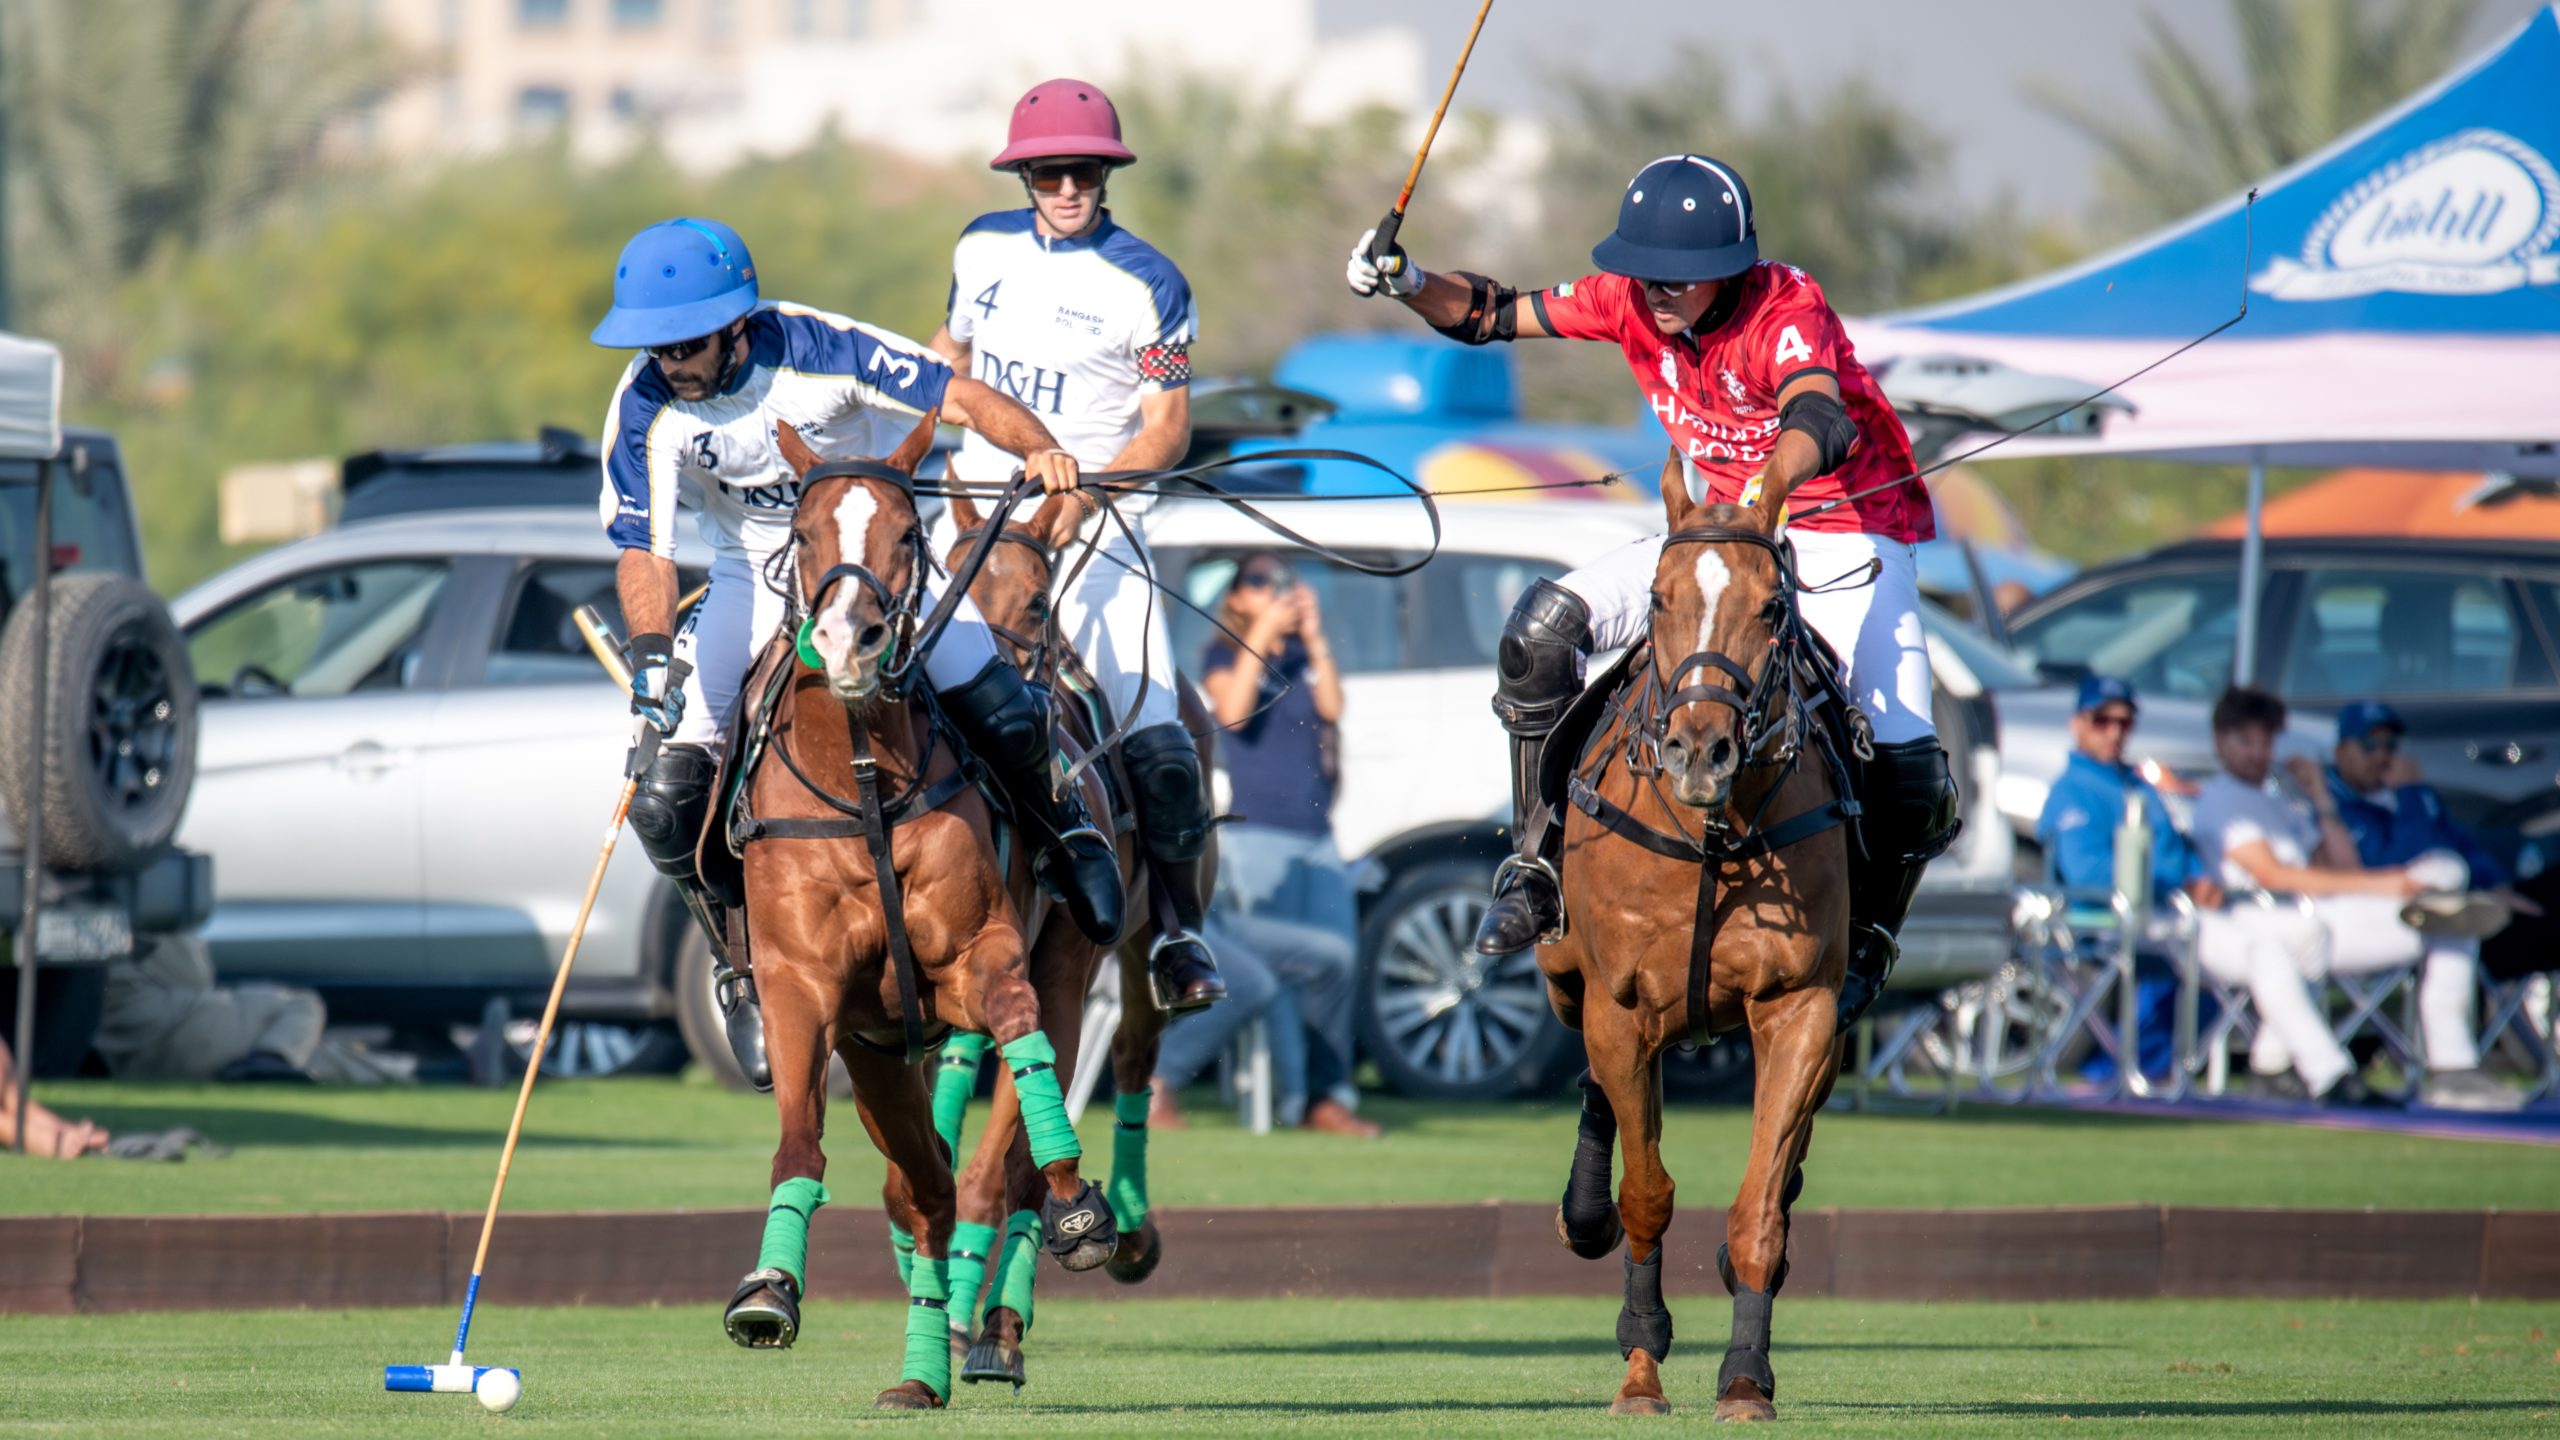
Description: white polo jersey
xmin=599 ymin=302 xmax=951 ymax=560
xmin=945 ymin=208 xmax=1195 ymax=509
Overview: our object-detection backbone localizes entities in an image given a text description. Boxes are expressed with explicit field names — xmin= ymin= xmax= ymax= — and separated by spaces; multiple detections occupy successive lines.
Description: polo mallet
xmin=1365 ymin=0 xmax=1497 ymax=277
xmin=386 ymin=605 xmax=676 ymax=1398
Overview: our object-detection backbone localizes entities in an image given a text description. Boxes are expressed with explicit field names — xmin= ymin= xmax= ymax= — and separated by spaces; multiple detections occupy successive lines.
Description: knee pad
xmin=1122 ymin=723 xmax=1208 ymax=864
xmin=940 ymin=657 xmax=1047 ymax=774
xmin=629 ymin=743 xmax=716 ymax=879
xmin=1492 ymin=579 xmax=1594 ymax=737
xmin=1861 ymin=738 xmax=1961 ymax=865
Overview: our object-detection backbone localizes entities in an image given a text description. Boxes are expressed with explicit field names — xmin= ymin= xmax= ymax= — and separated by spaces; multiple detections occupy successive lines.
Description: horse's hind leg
xmin=955 ymin=1066 xmax=1027 ymax=1388
xmin=971 ymin=921 xmax=1117 ymax=1271
xmin=1716 ymin=983 xmax=1839 ymax=1424
xmin=965 ymin=1121 xmax=1043 ymax=1390
xmin=1587 ymin=1015 xmax=1675 ymax=1417
xmin=1104 ymin=940 xmax=1169 ymax=1283
xmin=842 ymin=1043 xmax=959 ymax=1410
xmin=1556 ymin=1065 xmax=1624 ymax=1259
xmin=724 ymin=965 xmax=835 ymax=1352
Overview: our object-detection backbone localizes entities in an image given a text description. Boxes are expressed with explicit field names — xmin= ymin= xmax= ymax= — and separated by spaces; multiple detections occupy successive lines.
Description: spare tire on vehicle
xmin=0 ymin=573 xmax=199 ymax=873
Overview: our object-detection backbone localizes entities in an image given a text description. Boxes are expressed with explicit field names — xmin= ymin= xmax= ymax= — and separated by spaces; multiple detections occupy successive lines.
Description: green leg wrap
xmin=943 ymin=1219 xmax=998 ymax=1334
xmin=1108 ymin=1086 xmax=1151 ymax=1232
xmin=758 ymin=1177 xmax=830 ymax=1288
xmin=999 ymin=1032 xmax=1080 ymax=1168
xmin=933 ymin=1033 xmax=990 ymax=1161
xmin=900 ymin=1255 xmax=951 ymax=1400
xmin=987 ymin=1208 xmax=1040 ymax=1333
xmin=889 ymin=1222 xmax=915 ymax=1289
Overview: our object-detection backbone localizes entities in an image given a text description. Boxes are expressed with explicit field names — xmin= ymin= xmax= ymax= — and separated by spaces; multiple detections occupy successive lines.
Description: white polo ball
xmin=475 ymin=1368 xmax=522 ymax=1414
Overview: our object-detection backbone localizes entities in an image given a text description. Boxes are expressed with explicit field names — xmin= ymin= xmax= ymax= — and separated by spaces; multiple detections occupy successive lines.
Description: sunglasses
xmin=1237 ymin=570 xmax=1295 ymax=593
xmin=1023 ymin=160 xmax=1110 ymax=194
xmin=648 ymin=332 xmax=716 ymax=363
xmin=1640 ymin=278 xmax=1703 ymax=299
xmin=2086 ymin=709 xmax=2136 ymax=733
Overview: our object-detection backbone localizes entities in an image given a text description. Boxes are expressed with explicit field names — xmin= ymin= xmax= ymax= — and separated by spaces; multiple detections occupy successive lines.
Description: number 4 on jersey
xmin=973 ymin=281 xmax=1001 ymax=318
xmin=1771 ymin=324 xmax=1813 ymax=368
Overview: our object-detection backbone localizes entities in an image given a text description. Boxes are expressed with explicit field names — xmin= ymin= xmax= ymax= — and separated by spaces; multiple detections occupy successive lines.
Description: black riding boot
xmin=1122 ymin=722 xmax=1226 ymax=1014
xmin=941 ymin=658 xmax=1126 ymax=945
xmin=628 ymin=743 xmax=771 ymax=1090
xmin=1471 ymin=580 xmax=1592 ymax=956
xmin=1835 ymin=737 xmax=1962 ymax=1032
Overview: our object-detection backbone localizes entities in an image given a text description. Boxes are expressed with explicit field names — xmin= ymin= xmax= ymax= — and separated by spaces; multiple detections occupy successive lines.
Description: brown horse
xmin=1540 ymin=464 xmax=1860 ymax=1421
xmin=932 ymin=485 xmax=1213 ymax=1387
xmin=717 ymin=420 xmax=1114 ymax=1410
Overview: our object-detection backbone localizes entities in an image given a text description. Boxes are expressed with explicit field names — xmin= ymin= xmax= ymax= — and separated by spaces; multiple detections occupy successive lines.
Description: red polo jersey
xmin=1532 ymin=263 xmax=1932 ymax=542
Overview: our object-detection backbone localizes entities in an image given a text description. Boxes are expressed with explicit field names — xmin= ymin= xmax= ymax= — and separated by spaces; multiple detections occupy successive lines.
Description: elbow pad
xmin=1428 ymin=272 xmax=1521 ymax=346
xmin=1779 ymin=389 xmax=1859 ymax=476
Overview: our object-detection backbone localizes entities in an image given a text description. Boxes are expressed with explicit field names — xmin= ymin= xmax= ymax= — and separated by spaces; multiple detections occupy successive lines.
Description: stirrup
xmin=1487 ymin=854 xmax=1567 ymax=945
xmin=1146 ymin=928 xmax=1223 ymax=1013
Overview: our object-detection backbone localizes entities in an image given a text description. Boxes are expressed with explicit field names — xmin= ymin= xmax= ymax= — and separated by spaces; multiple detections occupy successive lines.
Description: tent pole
xmin=2234 ymin=452 xmax=2267 ymax=686
xmin=11 ymin=456 xmax=50 ymax=1153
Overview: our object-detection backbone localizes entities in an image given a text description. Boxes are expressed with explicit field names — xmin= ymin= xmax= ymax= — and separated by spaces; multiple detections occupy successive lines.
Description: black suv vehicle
xmin=2 ymin=430 xmax=214 ymax=1074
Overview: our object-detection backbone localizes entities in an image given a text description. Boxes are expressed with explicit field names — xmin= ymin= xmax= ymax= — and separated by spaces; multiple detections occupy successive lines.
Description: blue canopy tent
xmin=1848 ymin=4 xmax=2560 ymax=678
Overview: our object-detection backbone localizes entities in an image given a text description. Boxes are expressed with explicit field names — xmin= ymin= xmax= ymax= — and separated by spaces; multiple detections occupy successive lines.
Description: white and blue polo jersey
xmin=945 ymin=209 xmax=1194 ymax=503
xmin=599 ymin=302 xmax=951 ymax=560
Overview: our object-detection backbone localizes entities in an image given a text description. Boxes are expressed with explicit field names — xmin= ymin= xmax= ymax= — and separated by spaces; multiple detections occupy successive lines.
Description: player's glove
xmin=1347 ymin=228 xmax=1423 ymax=299
xmin=627 ymin=632 xmax=685 ymax=734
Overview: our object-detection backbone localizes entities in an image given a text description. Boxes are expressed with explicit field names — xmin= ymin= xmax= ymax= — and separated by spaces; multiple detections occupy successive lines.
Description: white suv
xmin=1143 ymin=496 xmax=2016 ymax=1099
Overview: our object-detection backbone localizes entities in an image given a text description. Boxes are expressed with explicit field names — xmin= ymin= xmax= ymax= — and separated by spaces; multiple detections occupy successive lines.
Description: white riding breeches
xmin=669 ymin=549 xmax=1001 ymax=748
xmin=1053 ymin=526 xmax=1183 ymax=733
xmin=2183 ymin=904 xmax=2355 ymax=1094
xmin=1556 ymin=528 xmax=1937 ymax=744
xmin=2303 ymin=851 xmax=2485 ymax=1071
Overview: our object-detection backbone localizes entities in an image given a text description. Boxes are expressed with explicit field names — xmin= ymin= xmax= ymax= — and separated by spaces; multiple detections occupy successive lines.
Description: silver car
xmin=172 ymin=509 xmax=721 ymax=1075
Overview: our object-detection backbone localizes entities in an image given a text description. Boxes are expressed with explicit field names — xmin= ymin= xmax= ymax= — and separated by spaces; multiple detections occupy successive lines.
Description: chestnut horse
xmin=716 ymin=421 xmax=1114 ymax=1410
xmin=930 ymin=485 xmax=1213 ymax=1388
xmin=1541 ymin=466 xmax=1862 ymax=1421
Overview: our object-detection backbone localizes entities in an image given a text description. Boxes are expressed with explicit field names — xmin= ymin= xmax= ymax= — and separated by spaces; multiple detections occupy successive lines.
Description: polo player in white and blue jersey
xmin=591 ymin=216 xmax=1127 ymax=1089
xmin=928 ymin=79 xmax=1224 ymax=1015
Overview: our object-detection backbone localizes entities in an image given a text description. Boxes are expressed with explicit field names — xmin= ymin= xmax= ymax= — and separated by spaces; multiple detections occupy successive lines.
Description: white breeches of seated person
xmin=1050 ymin=524 xmax=1183 ymax=733
xmin=2164 ymin=904 xmax=2358 ymax=1095
xmin=1560 ymin=528 xmax=1937 ymax=744
xmin=669 ymin=549 xmax=1004 ymax=748
xmin=2295 ymin=850 xmax=2487 ymax=1072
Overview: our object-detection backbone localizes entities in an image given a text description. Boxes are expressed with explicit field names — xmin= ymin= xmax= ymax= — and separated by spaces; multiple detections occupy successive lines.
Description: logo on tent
xmin=2251 ymin=128 xmax=2560 ymax=301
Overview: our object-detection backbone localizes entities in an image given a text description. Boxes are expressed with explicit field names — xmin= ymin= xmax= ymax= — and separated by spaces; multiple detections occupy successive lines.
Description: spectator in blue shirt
xmin=2325 ymin=699 xmax=2540 ymax=932
xmin=2037 ymin=676 xmax=2380 ymax=1106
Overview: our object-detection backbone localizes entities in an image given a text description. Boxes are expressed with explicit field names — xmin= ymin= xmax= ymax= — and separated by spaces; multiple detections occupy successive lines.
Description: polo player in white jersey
xmin=591 ymin=217 xmax=1128 ymax=1089
xmin=928 ymin=79 xmax=1225 ymax=1013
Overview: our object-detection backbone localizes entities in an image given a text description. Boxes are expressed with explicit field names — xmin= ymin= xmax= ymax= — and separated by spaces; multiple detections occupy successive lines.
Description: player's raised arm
xmin=1346 ymin=227 xmax=1557 ymax=341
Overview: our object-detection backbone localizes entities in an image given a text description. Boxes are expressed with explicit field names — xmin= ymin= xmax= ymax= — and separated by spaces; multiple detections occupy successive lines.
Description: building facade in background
xmin=351 ymin=0 xmax=1423 ymax=169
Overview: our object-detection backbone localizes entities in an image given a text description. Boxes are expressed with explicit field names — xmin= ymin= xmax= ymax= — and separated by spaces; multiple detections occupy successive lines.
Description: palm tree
xmin=2037 ymin=0 xmax=2483 ymax=232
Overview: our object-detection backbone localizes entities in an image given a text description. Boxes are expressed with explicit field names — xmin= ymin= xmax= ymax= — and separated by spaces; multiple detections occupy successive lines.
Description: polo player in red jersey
xmin=1347 ymin=152 xmax=1960 ymax=1030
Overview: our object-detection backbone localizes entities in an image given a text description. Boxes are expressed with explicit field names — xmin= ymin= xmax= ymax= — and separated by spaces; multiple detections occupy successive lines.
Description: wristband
xmin=626 ymin=631 xmax=674 ymax=668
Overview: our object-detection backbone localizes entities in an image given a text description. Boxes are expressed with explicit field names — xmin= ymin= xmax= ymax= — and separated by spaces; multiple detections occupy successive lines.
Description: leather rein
xmin=1566 ymin=525 xmax=1869 ymax=1044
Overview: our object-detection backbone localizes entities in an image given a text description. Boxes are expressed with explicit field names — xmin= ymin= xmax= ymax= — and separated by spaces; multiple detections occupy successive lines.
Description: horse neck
xmin=778 ymin=672 xmax=930 ymax=792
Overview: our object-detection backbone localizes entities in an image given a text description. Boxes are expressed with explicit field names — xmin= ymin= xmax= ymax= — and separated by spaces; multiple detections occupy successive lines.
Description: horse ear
xmin=1658 ymin=449 xmax=1700 ymax=530
xmin=944 ymin=468 xmax=984 ymax=533
xmin=775 ymin=419 xmax=821 ymax=478
xmin=1025 ymin=493 xmax=1084 ymax=550
xmin=886 ymin=405 xmax=942 ymax=476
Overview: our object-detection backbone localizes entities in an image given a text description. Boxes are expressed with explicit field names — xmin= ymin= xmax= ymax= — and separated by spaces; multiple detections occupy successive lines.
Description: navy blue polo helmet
xmin=1591 ymin=154 xmax=1759 ymax=284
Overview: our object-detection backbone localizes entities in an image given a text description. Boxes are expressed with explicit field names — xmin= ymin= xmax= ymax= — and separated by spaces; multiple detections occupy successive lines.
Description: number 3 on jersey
xmin=1771 ymin=324 xmax=1813 ymax=368
xmin=972 ymin=281 xmax=1001 ymax=318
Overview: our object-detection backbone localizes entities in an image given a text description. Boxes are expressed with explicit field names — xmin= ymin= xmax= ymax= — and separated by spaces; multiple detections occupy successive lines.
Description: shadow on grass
xmin=1181 ymin=1338 xmax=2106 ymax=1360
xmin=1023 ymin=1400 xmax=1594 ymax=1417
xmin=26 ymin=1103 xmax=691 ymax=1152
xmin=1825 ymin=1400 xmax=2558 ymax=1420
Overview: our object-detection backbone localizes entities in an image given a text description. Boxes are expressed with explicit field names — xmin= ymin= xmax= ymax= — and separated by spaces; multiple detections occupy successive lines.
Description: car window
xmin=1168 ymin=551 xmax=1404 ymax=676
xmin=2009 ymin=570 xmax=2238 ymax=700
xmin=2520 ymin=578 xmax=2560 ymax=685
xmin=2278 ymin=569 xmax=2546 ymax=699
xmin=484 ymin=560 xmax=710 ymax=686
xmin=187 ymin=560 xmax=450 ymax=699
xmin=0 ymin=455 xmax=145 ymax=613
xmin=1918 ymin=597 xmax=2040 ymax=691
xmin=1413 ymin=553 xmax=1562 ymax=670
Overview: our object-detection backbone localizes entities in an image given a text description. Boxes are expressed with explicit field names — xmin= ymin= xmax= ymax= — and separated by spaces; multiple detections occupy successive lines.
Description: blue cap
xmin=2075 ymin=674 xmax=2138 ymax=714
xmin=2337 ymin=699 xmax=2403 ymax=743
xmin=591 ymin=218 xmax=759 ymax=349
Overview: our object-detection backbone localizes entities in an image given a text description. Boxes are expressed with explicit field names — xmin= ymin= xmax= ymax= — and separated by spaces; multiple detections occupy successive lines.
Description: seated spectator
xmin=1147 ymin=907 xmax=1360 ymax=1133
xmin=2191 ymin=687 xmax=2521 ymax=1112
xmin=1162 ymin=552 xmax=1375 ymax=1137
xmin=2325 ymin=699 xmax=2542 ymax=935
xmin=0 ymin=1036 xmax=109 ymax=1158
xmin=2037 ymin=676 xmax=2382 ymax=1106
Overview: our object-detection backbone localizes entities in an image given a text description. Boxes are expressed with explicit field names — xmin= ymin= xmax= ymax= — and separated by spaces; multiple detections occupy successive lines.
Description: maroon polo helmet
xmin=990 ymin=78 xmax=1137 ymax=170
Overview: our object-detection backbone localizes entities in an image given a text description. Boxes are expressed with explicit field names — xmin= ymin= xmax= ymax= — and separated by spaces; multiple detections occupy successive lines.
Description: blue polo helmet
xmin=1591 ymin=154 xmax=1759 ymax=284
xmin=591 ymin=218 xmax=759 ymax=348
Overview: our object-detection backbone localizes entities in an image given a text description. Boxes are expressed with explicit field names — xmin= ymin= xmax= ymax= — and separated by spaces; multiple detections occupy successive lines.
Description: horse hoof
xmin=723 ymin=1271 xmax=801 ymax=1350
xmin=1714 ymin=1381 xmax=1777 ymax=1423
xmin=1042 ymin=1180 xmax=1119 ymax=1272
xmin=1104 ymin=1218 xmax=1163 ymax=1284
xmin=1557 ymin=1203 xmax=1624 ymax=1260
xmin=872 ymin=1381 xmax=944 ymax=1410
xmin=960 ymin=1332 xmax=1027 ymax=1390
xmin=1608 ymin=1394 xmax=1674 ymax=1417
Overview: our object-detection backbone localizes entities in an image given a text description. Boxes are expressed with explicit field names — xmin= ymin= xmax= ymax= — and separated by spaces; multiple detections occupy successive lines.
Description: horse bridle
xmin=1637 ymin=526 xmax=1808 ymax=787
xmin=769 ymin=460 xmax=937 ymax=695
xmin=947 ymin=522 xmax=1060 ymax=672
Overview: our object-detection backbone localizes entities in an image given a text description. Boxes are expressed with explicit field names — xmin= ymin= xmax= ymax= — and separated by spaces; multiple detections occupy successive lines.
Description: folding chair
xmin=2479 ymin=970 xmax=2558 ymax=1103
xmin=2003 ymin=867 xmax=2204 ymax=1103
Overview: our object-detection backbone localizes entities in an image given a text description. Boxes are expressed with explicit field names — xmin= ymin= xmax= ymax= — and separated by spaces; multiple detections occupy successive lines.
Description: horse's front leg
xmin=841 ymin=1042 xmax=957 ymax=1409
xmin=1717 ymin=979 xmax=1838 ymax=1423
xmin=1104 ymin=939 xmax=1170 ymax=1283
xmin=723 ymin=961 xmax=835 ymax=1353
xmin=968 ymin=916 xmax=1117 ymax=1272
xmin=1586 ymin=1007 xmax=1676 ymax=1417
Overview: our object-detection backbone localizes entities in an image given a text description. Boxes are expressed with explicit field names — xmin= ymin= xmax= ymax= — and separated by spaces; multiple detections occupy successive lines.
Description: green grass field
xmin=3 ymin=1296 xmax=2554 ymax=1437
xmin=7 ymin=1076 xmax=2556 ymax=1216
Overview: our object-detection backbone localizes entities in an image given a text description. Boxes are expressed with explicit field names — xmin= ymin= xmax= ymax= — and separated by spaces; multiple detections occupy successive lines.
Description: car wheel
xmin=503 ymin=1018 xmax=688 ymax=1079
xmin=0 ymin=574 xmax=198 ymax=873
xmin=1356 ymin=857 xmax=1576 ymax=1100
xmin=671 ymin=922 xmax=754 ymax=1091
